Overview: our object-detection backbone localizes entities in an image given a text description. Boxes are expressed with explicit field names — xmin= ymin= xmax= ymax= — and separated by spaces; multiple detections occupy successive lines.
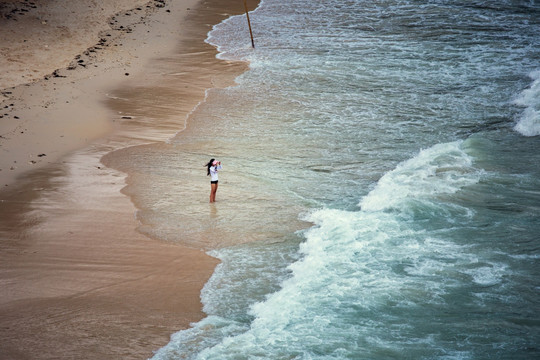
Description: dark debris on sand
xmin=3 ymin=0 xmax=173 ymax=84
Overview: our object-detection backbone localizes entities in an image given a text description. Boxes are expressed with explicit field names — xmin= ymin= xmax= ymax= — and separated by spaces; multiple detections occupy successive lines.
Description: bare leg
xmin=210 ymin=183 xmax=218 ymax=203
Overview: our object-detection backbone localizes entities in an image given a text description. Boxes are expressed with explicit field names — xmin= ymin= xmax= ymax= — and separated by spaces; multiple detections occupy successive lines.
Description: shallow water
xmin=140 ymin=0 xmax=540 ymax=358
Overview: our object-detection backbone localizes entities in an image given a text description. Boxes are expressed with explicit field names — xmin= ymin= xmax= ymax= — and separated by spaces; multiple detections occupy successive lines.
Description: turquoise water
xmin=149 ymin=0 xmax=540 ymax=358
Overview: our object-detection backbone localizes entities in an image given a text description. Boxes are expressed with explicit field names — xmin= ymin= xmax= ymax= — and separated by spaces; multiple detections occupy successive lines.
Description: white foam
xmin=148 ymin=0 xmax=539 ymax=356
xmin=175 ymin=142 xmax=488 ymax=358
xmin=514 ymin=70 xmax=540 ymax=137
xmin=465 ymin=263 xmax=508 ymax=286
xmin=205 ymin=1 xmax=266 ymax=63
xmin=359 ymin=141 xmax=481 ymax=212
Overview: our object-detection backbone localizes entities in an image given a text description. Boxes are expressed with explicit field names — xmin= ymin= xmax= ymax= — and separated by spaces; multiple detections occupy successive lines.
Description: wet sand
xmin=0 ymin=0 xmax=258 ymax=358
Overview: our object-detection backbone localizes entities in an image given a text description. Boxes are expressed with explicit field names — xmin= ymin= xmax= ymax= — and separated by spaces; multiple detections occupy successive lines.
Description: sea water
xmin=149 ymin=0 xmax=540 ymax=358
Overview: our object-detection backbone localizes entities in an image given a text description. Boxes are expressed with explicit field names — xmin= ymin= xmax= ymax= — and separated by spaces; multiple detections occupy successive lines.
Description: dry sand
xmin=0 ymin=0 xmax=258 ymax=358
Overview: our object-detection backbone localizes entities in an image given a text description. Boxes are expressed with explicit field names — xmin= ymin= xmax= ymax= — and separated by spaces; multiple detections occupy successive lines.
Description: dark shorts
xmin=211 ymin=180 xmax=218 ymax=184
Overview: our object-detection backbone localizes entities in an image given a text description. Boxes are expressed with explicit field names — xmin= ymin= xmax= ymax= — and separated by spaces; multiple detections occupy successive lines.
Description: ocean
xmin=143 ymin=0 xmax=540 ymax=358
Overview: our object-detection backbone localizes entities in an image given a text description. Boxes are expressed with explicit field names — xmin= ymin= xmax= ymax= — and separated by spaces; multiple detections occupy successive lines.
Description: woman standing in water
xmin=206 ymin=158 xmax=222 ymax=203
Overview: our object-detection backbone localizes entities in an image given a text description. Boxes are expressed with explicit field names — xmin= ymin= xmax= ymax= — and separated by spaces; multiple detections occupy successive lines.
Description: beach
xmin=3 ymin=0 xmax=540 ymax=358
xmin=0 ymin=0 xmax=257 ymax=359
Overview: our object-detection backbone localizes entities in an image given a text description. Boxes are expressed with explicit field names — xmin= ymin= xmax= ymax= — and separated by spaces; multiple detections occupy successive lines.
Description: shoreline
xmin=0 ymin=0 xmax=259 ymax=359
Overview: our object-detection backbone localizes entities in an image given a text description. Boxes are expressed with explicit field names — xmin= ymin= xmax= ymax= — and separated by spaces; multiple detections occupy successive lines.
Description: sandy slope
xmin=0 ymin=0 xmax=258 ymax=358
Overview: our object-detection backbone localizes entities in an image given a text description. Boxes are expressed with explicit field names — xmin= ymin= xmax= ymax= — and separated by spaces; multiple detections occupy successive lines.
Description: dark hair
xmin=206 ymin=158 xmax=215 ymax=176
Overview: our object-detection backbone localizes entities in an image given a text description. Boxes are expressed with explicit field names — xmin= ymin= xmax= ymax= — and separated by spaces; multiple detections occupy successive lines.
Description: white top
xmin=210 ymin=164 xmax=222 ymax=182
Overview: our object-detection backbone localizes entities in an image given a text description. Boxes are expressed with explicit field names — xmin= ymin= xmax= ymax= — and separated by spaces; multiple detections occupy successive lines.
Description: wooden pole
xmin=243 ymin=0 xmax=255 ymax=48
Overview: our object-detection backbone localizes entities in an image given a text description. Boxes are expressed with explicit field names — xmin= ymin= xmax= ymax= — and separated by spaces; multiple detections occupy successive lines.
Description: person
xmin=206 ymin=158 xmax=222 ymax=203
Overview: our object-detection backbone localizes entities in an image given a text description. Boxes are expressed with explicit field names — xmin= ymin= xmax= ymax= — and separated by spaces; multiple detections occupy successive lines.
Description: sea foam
xmin=359 ymin=141 xmax=481 ymax=214
xmin=514 ymin=70 xmax=540 ymax=137
xmin=150 ymin=0 xmax=540 ymax=357
xmin=179 ymin=142 xmax=486 ymax=359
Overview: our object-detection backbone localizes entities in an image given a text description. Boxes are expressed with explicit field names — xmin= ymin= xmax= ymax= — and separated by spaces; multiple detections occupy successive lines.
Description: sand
xmin=0 ymin=0 xmax=258 ymax=358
